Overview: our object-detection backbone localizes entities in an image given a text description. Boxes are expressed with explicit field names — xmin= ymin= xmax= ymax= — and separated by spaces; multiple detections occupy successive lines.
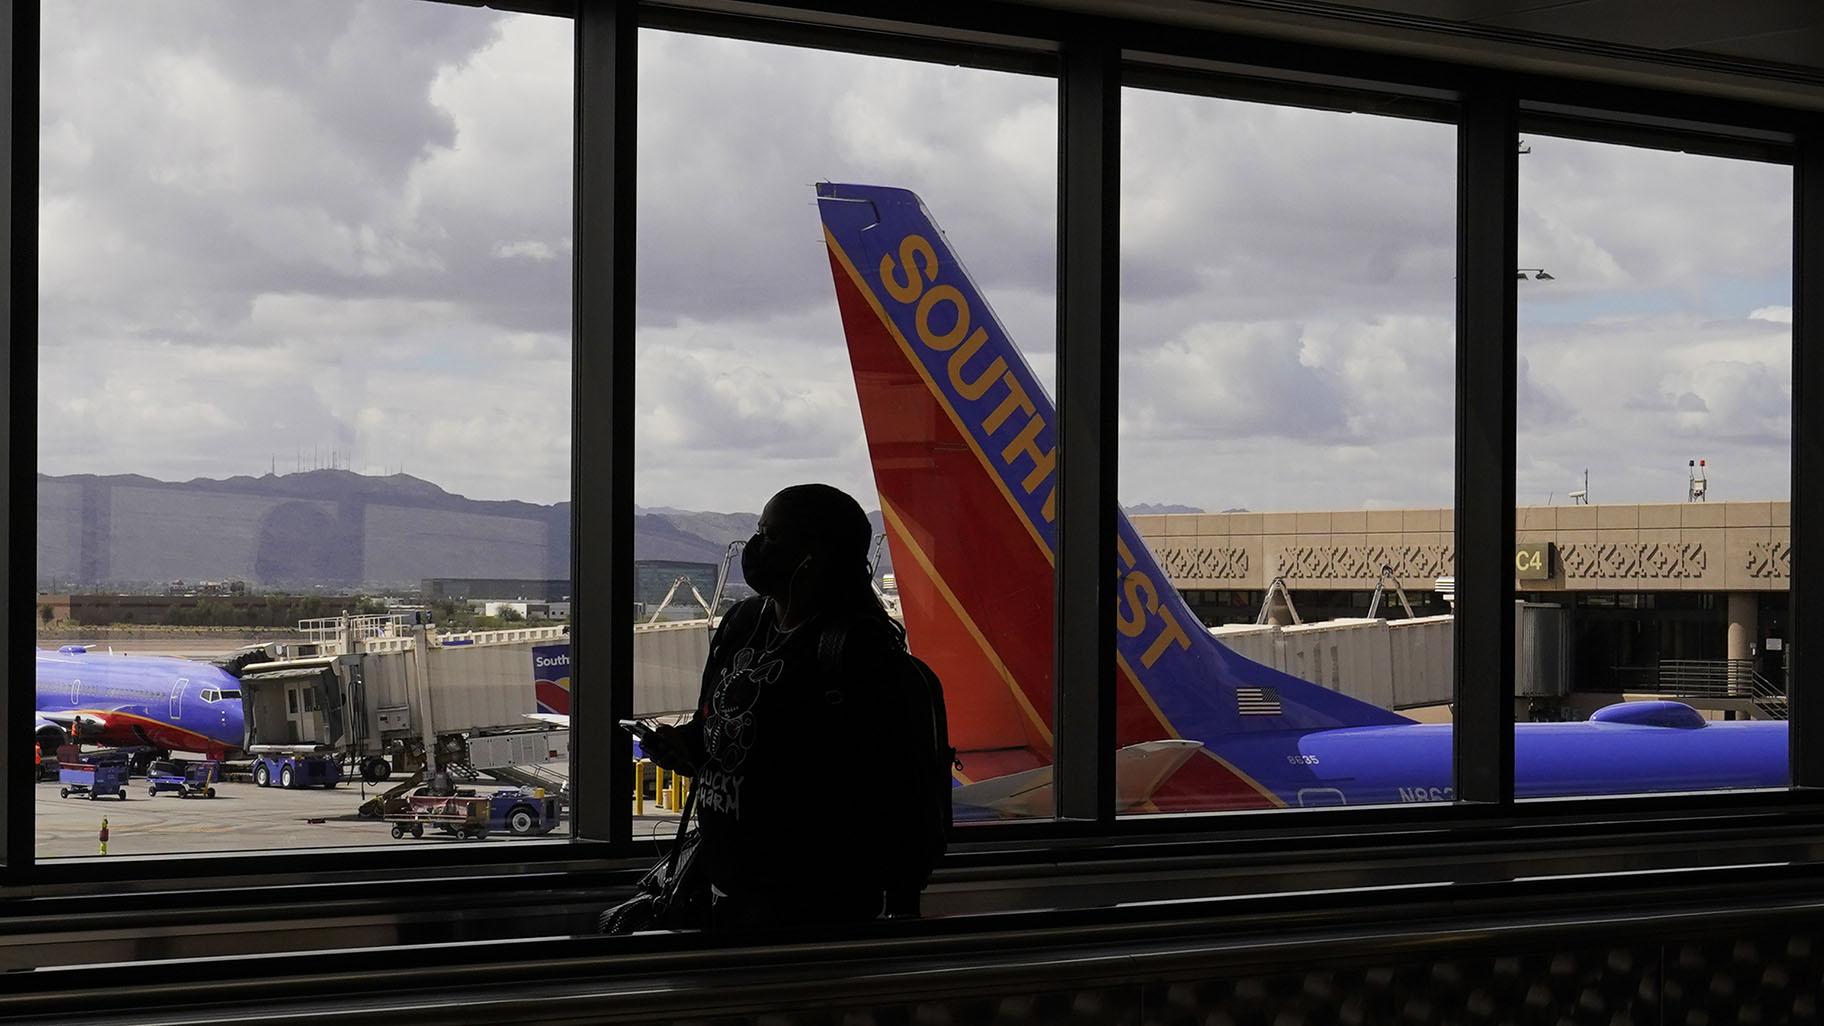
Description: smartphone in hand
xmin=627 ymin=721 xmax=694 ymax=775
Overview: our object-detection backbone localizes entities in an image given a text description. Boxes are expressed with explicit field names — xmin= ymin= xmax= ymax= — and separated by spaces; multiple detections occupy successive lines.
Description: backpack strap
xmin=816 ymin=622 xmax=850 ymax=705
xmin=672 ymin=783 xmax=696 ymax=847
xmin=815 ymin=614 xmax=906 ymax=705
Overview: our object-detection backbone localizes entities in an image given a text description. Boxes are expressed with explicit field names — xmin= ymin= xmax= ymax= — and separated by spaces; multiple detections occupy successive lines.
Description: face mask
xmin=742 ymin=532 xmax=808 ymax=598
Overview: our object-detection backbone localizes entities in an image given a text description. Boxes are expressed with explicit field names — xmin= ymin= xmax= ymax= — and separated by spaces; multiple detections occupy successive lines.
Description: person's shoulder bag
xmin=597 ymin=598 xmax=762 ymax=934
xmin=597 ymin=787 xmax=707 ymax=934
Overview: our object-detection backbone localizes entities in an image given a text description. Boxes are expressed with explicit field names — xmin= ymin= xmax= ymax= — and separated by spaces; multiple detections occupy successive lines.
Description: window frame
xmin=1 ymin=0 xmax=1819 ymax=898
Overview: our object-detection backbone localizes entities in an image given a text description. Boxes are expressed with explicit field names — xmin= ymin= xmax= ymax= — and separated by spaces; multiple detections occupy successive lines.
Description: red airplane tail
xmin=817 ymin=183 xmax=1410 ymax=814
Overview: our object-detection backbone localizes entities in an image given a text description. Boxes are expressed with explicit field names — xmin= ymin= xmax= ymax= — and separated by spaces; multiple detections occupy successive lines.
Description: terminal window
xmin=36 ymin=0 xmax=574 ymax=858
xmin=632 ymin=31 xmax=1059 ymax=826
xmin=1514 ymin=132 xmax=1792 ymax=797
xmin=1117 ymin=83 xmax=1458 ymax=815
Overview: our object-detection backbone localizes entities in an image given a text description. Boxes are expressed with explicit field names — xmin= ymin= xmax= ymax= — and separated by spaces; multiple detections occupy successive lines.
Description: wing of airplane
xmin=816 ymin=183 xmax=1420 ymax=814
xmin=36 ymin=709 xmax=117 ymax=736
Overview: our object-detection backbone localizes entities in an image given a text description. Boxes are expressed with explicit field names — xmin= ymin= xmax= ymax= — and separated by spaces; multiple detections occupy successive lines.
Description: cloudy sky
xmin=38 ymin=1 xmax=1793 ymax=514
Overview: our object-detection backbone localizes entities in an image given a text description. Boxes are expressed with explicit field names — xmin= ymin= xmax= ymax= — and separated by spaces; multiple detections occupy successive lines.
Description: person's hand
xmin=643 ymin=723 xmax=698 ymax=776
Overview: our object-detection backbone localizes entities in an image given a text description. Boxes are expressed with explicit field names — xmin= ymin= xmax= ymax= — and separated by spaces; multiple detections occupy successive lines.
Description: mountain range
xmin=36 ymin=469 xmax=894 ymax=591
xmin=38 ymin=469 xmax=1209 ymax=592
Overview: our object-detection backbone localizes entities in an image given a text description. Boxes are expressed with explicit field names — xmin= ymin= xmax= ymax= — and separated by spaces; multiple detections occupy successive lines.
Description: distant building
xmin=422 ymin=578 xmax=570 ymax=602
xmin=165 ymin=579 xmax=248 ymax=597
xmin=428 ymin=564 xmax=727 ymax=621
xmin=1135 ymin=500 xmax=1792 ymax=699
xmin=636 ymin=560 xmax=725 ymax=620
xmin=37 ymin=593 xmax=360 ymax=627
xmin=477 ymin=600 xmax=571 ymax=621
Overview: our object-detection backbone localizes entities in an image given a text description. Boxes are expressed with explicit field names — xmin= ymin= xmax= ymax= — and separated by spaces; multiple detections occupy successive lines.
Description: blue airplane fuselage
xmin=1224 ymin=714 xmax=1789 ymax=807
xmin=35 ymin=648 xmax=245 ymax=758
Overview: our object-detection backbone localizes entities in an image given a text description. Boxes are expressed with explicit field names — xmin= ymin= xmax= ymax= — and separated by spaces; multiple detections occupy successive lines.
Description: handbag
xmin=600 ymin=603 xmax=756 ymax=934
xmin=597 ymin=786 xmax=709 ymax=934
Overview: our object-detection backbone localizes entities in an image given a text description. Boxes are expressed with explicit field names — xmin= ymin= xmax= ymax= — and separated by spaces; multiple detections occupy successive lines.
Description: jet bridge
xmin=237 ymin=657 xmax=354 ymax=748
xmin=238 ymin=613 xmax=713 ymax=784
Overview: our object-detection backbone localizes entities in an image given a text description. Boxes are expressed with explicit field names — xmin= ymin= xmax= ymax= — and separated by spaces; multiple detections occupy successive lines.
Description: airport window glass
xmin=1118 ymin=85 xmax=1458 ymax=814
xmin=1514 ymin=134 xmax=1792 ymax=797
xmin=36 ymin=1 xmax=574 ymax=856
xmin=632 ymin=30 xmax=1058 ymax=841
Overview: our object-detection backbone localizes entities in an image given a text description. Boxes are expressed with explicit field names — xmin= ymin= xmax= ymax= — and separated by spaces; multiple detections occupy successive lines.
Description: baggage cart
xmin=381 ymin=789 xmax=492 ymax=841
xmin=59 ymin=761 xmax=129 ymax=801
xmin=147 ymin=760 xmax=219 ymax=799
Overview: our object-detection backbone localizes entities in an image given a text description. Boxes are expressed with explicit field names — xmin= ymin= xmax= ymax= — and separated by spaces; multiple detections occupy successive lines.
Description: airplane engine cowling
xmin=35 ymin=723 xmax=67 ymax=755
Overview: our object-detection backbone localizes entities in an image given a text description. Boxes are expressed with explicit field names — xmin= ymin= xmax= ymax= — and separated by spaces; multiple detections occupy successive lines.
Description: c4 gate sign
xmin=1515 ymin=541 xmax=1557 ymax=581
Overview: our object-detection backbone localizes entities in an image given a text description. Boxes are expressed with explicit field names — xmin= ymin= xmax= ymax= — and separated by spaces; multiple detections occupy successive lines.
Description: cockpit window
xmin=219 ymin=689 xmax=241 ymax=700
xmin=201 ymin=689 xmax=219 ymax=703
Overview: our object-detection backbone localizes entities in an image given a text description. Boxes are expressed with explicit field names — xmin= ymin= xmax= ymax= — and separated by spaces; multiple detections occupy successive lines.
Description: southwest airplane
xmin=815 ymin=182 xmax=1789 ymax=815
xmin=36 ymin=647 xmax=246 ymax=762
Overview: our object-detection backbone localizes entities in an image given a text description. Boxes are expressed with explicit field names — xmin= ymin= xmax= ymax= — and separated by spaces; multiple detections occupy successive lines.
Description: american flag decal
xmin=1237 ymin=687 xmax=1282 ymax=716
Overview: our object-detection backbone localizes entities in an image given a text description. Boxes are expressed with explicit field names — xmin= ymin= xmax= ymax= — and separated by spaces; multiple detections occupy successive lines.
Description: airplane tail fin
xmin=817 ymin=183 xmax=1411 ymax=812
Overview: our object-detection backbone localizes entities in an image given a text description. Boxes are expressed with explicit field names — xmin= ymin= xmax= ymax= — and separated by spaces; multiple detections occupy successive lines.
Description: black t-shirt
xmin=680 ymin=599 xmax=898 ymax=900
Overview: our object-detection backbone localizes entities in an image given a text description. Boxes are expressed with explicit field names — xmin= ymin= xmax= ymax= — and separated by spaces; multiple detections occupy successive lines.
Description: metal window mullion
xmin=571 ymin=0 xmax=636 ymax=845
xmin=1053 ymin=33 xmax=1119 ymax=824
xmin=1 ymin=0 xmax=36 ymax=880
xmin=1453 ymin=88 xmax=1518 ymax=806
xmin=1791 ymin=119 xmax=1824 ymax=790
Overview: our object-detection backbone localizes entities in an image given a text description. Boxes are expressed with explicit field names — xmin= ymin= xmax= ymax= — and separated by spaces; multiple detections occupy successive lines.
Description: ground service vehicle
xmin=249 ymin=746 xmax=342 ymax=789
xmin=146 ymin=759 xmax=218 ymax=799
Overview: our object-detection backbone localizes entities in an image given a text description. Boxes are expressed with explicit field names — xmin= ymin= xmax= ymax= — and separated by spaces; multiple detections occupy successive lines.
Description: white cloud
xmin=39 ymin=1 xmax=573 ymax=502
xmin=493 ymin=240 xmax=557 ymax=261
xmin=1517 ymin=312 xmax=1790 ymax=503
xmin=1511 ymin=138 xmax=1793 ymax=504
xmin=36 ymin=7 xmax=1797 ymax=519
xmin=1518 ymin=136 xmax=1791 ymax=292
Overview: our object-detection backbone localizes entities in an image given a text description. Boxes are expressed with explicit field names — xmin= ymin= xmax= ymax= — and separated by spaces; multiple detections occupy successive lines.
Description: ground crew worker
xmin=98 ymin=817 xmax=109 ymax=856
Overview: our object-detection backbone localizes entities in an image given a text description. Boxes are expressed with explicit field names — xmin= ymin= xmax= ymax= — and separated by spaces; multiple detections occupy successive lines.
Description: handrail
xmin=12 ymin=795 xmax=1824 ymax=969
xmin=1656 ymin=658 xmax=1755 ymax=695
xmin=1364 ymin=563 xmax=1416 ymax=620
xmin=1649 ymin=659 xmax=1788 ymax=719
xmin=13 ymin=857 xmax=1824 ymax=1022
xmin=1254 ymin=575 xmax=1302 ymax=625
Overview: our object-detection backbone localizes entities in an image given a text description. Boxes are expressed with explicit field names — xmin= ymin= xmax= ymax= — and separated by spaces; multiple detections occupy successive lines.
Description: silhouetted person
xmin=644 ymin=483 xmax=913 ymax=930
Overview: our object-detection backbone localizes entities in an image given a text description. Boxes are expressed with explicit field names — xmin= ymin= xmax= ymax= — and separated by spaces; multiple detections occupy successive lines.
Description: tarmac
xmin=34 ymin=633 xmax=691 ymax=859
xmin=34 ymin=775 xmax=683 ymax=859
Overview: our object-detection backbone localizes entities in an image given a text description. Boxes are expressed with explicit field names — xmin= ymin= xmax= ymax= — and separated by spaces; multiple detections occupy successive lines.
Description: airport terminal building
xmin=1139 ymin=500 xmax=1792 ymax=696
